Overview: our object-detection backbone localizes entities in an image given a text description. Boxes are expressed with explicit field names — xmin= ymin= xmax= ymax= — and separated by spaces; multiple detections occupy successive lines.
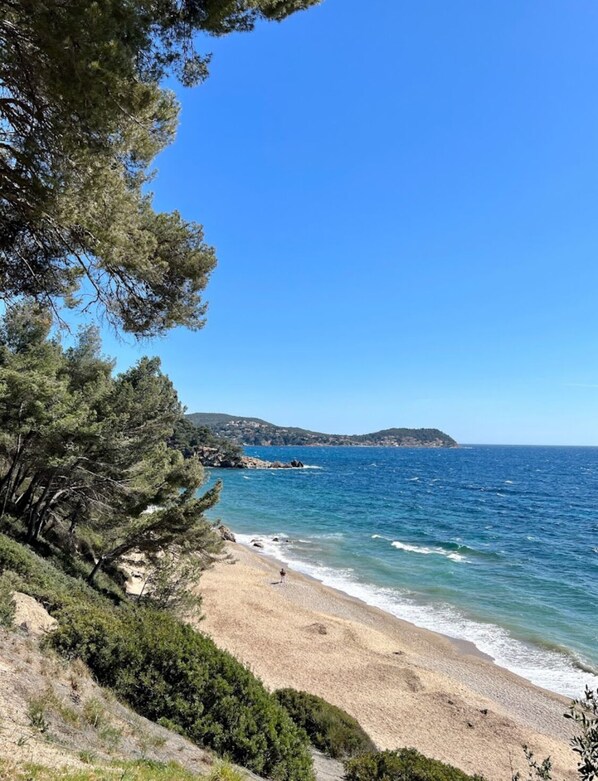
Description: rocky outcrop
xmin=193 ymin=446 xmax=244 ymax=468
xmin=216 ymin=524 xmax=236 ymax=542
xmin=241 ymin=456 xmax=304 ymax=470
xmin=189 ymin=447 xmax=305 ymax=470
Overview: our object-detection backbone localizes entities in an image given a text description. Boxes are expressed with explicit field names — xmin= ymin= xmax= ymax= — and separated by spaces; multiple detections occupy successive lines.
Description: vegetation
xmin=0 ymin=0 xmax=320 ymax=336
xmin=275 ymin=688 xmax=375 ymax=759
xmin=0 ymin=758 xmax=201 ymax=781
xmin=170 ymin=417 xmax=244 ymax=466
xmin=343 ymin=749 xmax=484 ymax=781
xmin=0 ymin=531 xmax=119 ymax=611
xmin=186 ymin=413 xmax=457 ymax=447
xmin=0 ymin=303 xmax=223 ymax=583
xmin=0 ymin=571 xmax=15 ymax=626
xmin=50 ymin=602 xmax=313 ymax=781
xmin=567 ymin=687 xmax=598 ymax=781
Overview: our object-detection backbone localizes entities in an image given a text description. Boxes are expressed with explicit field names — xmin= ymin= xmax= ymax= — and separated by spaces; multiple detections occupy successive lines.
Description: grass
xmin=26 ymin=687 xmax=81 ymax=734
xmin=0 ymin=758 xmax=202 ymax=780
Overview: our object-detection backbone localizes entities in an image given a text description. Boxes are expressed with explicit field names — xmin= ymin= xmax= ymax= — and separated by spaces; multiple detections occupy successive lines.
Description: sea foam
xmin=391 ymin=540 xmax=467 ymax=562
xmin=236 ymin=533 xmax=598 ymax=698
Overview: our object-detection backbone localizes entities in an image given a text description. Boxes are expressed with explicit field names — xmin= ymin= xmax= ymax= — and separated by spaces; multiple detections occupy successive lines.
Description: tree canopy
xmin=0 ymin=0 xmax=320 ymax=336
xmin=0 ymin=302 xmax=222 ymax=582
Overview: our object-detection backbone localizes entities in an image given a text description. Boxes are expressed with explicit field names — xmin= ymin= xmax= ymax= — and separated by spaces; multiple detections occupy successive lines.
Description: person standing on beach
xmin=280 ymin=568 xmax=286 ymax=584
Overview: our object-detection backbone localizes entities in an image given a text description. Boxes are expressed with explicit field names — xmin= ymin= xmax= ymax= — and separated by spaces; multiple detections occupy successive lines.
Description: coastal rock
xmin=216 ymin=524 xmax=236 ymax=543
xmin=193 ymin=446 xmax=243 ymax=468
xmin=252 ymin=541 xmax=264 ymax=549
xmin=241 ymin=456 xmax=306 ymax=470
xmin=290 ymin=459 xmax=304 ymax=468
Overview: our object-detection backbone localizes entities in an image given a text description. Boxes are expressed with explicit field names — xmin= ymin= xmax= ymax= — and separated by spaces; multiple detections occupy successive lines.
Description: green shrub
xmin=0 ymin=571 xmax=15 ymax=627
xmin=0 ymin=532 xmax=117 ymax=613
xmin=50 ymin=603 xmax=314 ymax=781
xmin=275 ymin=688 xmax=375 ymax=759
xmin=344 ymin=749 xmax=484 ymax=781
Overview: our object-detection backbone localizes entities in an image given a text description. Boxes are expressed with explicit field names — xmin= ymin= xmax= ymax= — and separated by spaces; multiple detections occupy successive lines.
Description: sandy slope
xmin=196 ymin=543 xmax=578 ymax=781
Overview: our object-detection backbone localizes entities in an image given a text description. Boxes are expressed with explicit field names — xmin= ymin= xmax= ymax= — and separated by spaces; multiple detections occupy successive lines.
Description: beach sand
xmin=195 ymin=542 xmax=578 ymax=781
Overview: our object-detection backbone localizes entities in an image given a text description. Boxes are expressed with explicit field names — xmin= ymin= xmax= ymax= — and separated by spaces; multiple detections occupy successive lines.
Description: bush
xmin=0 ymin=572 xmax=15 ymax=627
xmin=275 ymin=688 xmax=376 ymax=759
xmin=344 ymin=749 xmax=484 ymax=781
xmin=50 ymin=603 xmax=314 ymax=781
xmin=0 ymin=532 xmax=118 ymax=613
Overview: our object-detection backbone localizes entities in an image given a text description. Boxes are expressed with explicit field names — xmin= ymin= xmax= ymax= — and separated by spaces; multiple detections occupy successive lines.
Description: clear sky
xmin=96 ymin=0 xmax=598 ymax=446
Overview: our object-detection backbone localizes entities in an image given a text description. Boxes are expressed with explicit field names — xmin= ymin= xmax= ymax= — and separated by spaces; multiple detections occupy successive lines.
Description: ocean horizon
xmin=205 ymin=444 xmax=598 ymax=699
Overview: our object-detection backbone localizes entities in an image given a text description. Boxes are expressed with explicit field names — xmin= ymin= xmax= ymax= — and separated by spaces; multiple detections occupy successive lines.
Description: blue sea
xmin=204 ymin=445 xmax=598 ymax=698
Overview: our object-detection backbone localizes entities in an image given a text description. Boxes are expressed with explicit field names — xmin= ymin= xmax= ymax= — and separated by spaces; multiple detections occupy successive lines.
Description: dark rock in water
xmin=272 ymin=537 xmax=279 ymax=542
xmin=252 ymin=541 xmax=264 ymax=549
xmin=290 ymin=459 xmax=304 ymax=468
xmin=216 ymin=524 xmax=236 ymax=542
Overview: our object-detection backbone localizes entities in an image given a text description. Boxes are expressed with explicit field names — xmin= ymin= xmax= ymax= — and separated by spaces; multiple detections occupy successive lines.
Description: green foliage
xmin=0 ymin=0 xmax=319 ymax=336
xmin=208 ymin=760 xmax=246 ymax=781
xmin=185 ymin=413 xmax=457 ymax=448
xmin=0 ymin=757 xmax=201 ymax=780
xmin=137 ymin=549 xmax=204 ymax=616
xmin=0 ymin=571 xmax=15 ymax=627
xmin=0 ymin=305 xmax=223 ymax=583
xmin=275 ymin=688 xmax=375 ymax=759
xmin=343 ymin=749 xmax=483 ymax=781
xmin=27 ymin=696 xmax=50 ymax=733
xmin=50 ymin=602 xmax=314 ymax=781
xmin=511 ymin=746 xmax=552 ymax=781
xmin=170 ymin=417 xmax=243 ymax=465
xmin=565 ymin=688 xmax=598 ymax=781
xmin=0 ymin=531 xmax=114 ymax=612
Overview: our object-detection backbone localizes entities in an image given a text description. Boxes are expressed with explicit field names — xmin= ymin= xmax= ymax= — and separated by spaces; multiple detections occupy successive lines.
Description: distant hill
xmin=186 ymin=413 xmax=457 ymax=448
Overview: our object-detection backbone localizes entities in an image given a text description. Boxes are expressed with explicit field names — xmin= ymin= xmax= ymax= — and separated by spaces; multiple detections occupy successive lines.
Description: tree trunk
xmin=87 ymin=555 xmax=106 ymax=584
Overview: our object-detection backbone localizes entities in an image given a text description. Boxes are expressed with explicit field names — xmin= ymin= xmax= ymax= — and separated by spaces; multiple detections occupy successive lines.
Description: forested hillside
xmin=187 ymin=413 xmax=457 ymax=447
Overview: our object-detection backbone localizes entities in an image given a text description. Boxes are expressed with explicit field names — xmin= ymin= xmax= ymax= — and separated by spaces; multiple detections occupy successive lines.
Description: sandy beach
xmin=196 ymin=542 xmax=578 ymax=781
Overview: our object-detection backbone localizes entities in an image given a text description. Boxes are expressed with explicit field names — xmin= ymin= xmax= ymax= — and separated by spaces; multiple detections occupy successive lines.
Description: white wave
xmin=505 ymin=480 xmax=514 ymax=484
xmin=236 ymin=532 xmax=597 ymax=697
xmin=391 ymin=540 xmax=467 ymax=563
xmin=302 ymin=465 xmax=324 ymax=470
xmin=407 ymin=477 xmax=420 ymax=482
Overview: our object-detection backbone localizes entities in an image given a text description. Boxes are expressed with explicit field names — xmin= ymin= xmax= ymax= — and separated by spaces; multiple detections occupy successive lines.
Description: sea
xmin=204 ymin=445 xmax=598 ymax=698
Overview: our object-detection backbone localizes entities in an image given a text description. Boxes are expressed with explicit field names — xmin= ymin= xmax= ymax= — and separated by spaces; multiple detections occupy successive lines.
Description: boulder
xmin=290 ymin=459 xmax=304 ymax=468
xmin=252 ymin=541 xmax=264 ymax=549
xmin=13 ymin=592 xmax=57 ymax=638
xmin=217 ymin=524 xmax=236 ymax=543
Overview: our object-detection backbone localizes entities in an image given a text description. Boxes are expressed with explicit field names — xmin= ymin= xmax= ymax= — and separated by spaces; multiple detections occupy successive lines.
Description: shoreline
xmin=229 ymin=532 xmax=597 ymax=698
xmin=196 ymin=541 xmax=578 ymax=781
xmin=241 ymin=539 xmax=495 ymax=665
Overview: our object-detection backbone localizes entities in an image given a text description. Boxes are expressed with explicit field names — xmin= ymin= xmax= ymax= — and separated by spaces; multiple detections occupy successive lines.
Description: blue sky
xmin=97 ymin=0 xmax=598 ymax=445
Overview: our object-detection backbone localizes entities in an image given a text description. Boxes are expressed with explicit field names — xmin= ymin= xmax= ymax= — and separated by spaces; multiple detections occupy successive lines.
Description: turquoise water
xmin=204 ymin=445 xmax=598 ymax=697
